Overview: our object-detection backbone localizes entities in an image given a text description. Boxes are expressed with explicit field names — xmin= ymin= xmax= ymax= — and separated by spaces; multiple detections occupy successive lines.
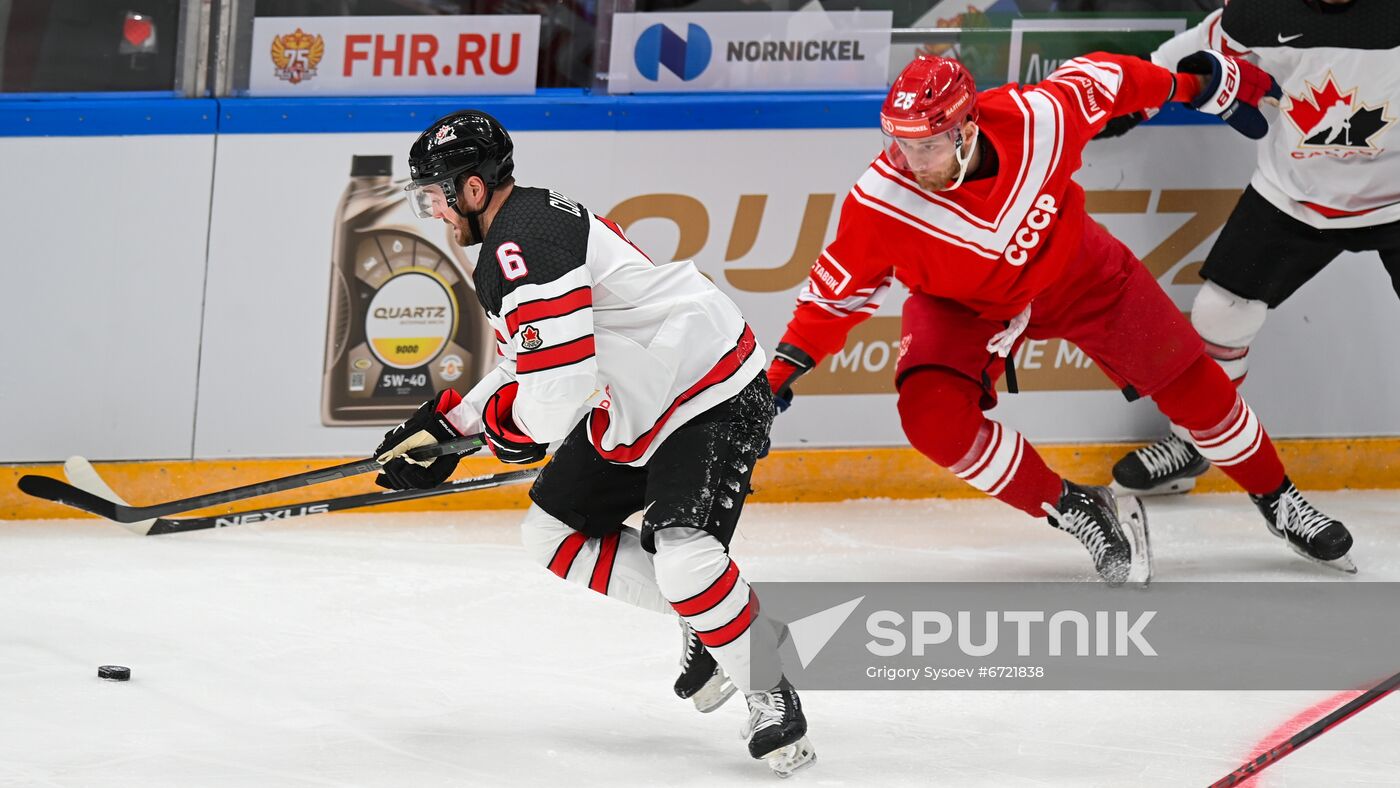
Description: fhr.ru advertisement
xmin=248 ymin=15 xmax=540 ymax=96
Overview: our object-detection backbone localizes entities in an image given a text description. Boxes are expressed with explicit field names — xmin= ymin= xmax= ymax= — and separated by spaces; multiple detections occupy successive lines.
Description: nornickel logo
xmin=634 ymin=23 xmax=711 ymax=81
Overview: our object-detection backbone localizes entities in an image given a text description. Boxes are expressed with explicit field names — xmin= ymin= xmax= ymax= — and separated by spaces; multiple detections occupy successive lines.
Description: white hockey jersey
xmin=1153 ymin=0 xmax=1400 ymax=229
xmin=444 ymin=185 xmax=764 ymax=467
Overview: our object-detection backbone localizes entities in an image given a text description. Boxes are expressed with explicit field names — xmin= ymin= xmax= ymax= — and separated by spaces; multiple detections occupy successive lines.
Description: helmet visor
xmin=404 ymin=179 xmax=453 ymax=220
xmin=883 ymin=129 xmax=959 ymax=175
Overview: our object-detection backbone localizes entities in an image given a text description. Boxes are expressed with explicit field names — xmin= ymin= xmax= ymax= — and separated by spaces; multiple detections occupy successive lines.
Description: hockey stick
xmin=63 ymin=455 xmax=538 ymax=536
xmin=62 ymin=456 xmax=159 ymax=534
xmin=140 ymin=468 xmax=538 ymax=535
xmin=1208 ymin=669 xmax=1400 ymax=787
xmin=18 ymin=435 xmax=485 ymax=523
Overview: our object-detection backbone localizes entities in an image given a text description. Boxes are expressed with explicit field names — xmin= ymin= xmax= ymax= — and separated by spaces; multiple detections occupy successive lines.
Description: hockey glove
xmin=765 ymin=342 xmax=816 ymax=413
xmin=374 ymin=389 xmax=473 ymax=490
xmin=483 ymin=382 xmax=548 ymax=465
xmin=1093 ymin=109 xmax=1151 ymax=140
xmin=1177 ymin=50 xmax=1281 ymax=140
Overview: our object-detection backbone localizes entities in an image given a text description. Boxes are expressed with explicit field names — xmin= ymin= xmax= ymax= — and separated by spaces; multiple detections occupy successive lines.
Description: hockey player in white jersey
xmin=371 ymin=110 xmax=813 ymax=776
xmin=1103 ymin=0 xmax=1393 ymax=571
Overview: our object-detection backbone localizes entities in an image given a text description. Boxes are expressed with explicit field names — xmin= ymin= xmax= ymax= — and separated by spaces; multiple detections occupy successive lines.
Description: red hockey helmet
xmin=881 ymin=56 xmax=981 ymax=190
xmin=880 ymin=55 xmax=978 ymax=140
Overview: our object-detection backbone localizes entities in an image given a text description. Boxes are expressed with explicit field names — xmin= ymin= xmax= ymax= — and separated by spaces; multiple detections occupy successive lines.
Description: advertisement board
xmin=248 ymin=16 xmax=540 ymax=96
xmin=190 ymin=124 xmax=1400 ymax=459
xmin=0 ymin=135 xmax=215 ymax=462
xmin=5 ymin=106 xmax=1398 ymax=463
xmin=608 ymin=12 xmax=892 ymax=94
xmin=1006 ymin=18 xmax=1186 ymax=85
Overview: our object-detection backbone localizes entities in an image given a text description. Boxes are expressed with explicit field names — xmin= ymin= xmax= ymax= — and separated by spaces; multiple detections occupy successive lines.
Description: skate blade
xmin=1268 ymin=527 xmax=1359 ymax=575
xmin=762 ymin=736 xmax=816 ymax=778
xmin=690 ymin=673 xmax=737 ymax=713
xmin=1110 ymin=476 xmax=1196 ymax=498
xmin=1289 ymin=542 xmax=1358 ymax=575
xmin=1102 ymin=494 xmax=1152 ymax=588
xmin=1121 ymin=495 xmax=1153 ymax=588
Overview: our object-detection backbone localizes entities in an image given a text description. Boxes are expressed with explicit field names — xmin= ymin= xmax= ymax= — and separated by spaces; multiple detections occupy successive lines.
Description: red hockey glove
xmin=766 ymin=342 xmax=816 ymax=413
xmin=374 ymin=389 xmax=474 ymax=490
xmin=1176 ymin=50 xmax=1281 ymax=140
xmin=483 ymin=382 xmax=548 ymax=465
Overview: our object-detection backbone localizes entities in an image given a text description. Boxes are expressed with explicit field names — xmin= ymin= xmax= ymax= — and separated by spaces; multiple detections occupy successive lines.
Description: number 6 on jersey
xmin=497 ymin=241 xmax=528 ymax=280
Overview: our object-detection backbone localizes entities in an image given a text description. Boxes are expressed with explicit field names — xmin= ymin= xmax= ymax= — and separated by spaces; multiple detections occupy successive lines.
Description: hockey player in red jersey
xmin=373 ymin=111 xmax=813 ymax=776
xmin=767 ymin=51 xmax=1356 ymax=580
xmin=1109 ymin=0 xmax=1400 ymax=520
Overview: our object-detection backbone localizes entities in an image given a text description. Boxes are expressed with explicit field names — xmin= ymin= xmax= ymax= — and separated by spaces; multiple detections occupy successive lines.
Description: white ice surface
xmin=3 ymin=492 xmax=1399 ymax=787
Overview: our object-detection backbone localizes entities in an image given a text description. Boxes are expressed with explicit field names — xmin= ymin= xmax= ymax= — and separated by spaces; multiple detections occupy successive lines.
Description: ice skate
xmin=741 ymin=677 xmax=814 ymax=777
xmin=1111 ymin=434 xmax=1210 ymax=496
xmin=1250 ymin=478 xmax=1356 ymax=574
xmin=673 ymin=619 xmax=736 ymax=713
xmin=1044 ymin=481 xmax=1152 ymax=586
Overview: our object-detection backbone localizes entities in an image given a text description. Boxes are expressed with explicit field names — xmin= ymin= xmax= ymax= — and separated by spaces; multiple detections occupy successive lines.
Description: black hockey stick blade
xmin=144 ymin=467 xmax=540 ymax=535
xmin=18 ymin=474 xmax=125 ymax=520
xmin=19 ymin=434 xmax=485 ymax=522
xmin=1209 ymin=668 xmax=1400 ymax=787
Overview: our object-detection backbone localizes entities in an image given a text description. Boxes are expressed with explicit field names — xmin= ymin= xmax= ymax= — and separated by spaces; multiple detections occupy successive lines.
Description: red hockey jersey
xmin=780 ymin=52 xmax=1177 ymax=362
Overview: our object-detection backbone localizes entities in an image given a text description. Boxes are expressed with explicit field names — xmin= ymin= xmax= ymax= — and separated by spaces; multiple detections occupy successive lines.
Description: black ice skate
xmin=1112 ymin=434 xmax=1210 ymax=496
xmin=1250 ymin=478 xmax=1356 ymax=574
xmin=674 ymin=619 xmax=736 ymax=713
xmin=1044 ymin=481 xmax=1152 ymax=586
xmin=741 ymin=677 xmax=815 ymax=778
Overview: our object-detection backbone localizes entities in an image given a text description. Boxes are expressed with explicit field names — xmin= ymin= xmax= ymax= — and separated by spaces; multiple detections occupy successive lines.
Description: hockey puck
xmin=98 ymin=665 xmax=130 ymax=681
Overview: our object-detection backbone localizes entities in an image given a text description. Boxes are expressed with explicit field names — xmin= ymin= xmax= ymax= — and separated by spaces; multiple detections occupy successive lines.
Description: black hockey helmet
xmin=405 ymin=110 xmax=514 ymax=220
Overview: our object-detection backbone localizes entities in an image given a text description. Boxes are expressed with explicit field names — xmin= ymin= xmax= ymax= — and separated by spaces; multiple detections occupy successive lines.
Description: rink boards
xmin=2 ymin=95 xmax=1397 ymax=516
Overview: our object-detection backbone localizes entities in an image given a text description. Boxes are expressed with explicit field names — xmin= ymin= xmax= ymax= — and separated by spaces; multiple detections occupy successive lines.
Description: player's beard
xmin=914 ymin=158 xmax=961 ymax=192
xmin=445 ymin=217 xmax=474 ymax=246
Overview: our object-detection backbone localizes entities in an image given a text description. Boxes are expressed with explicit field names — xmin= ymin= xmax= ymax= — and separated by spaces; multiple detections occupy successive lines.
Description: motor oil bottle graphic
xmin=322 ymin=155 xmax=494 ymax=425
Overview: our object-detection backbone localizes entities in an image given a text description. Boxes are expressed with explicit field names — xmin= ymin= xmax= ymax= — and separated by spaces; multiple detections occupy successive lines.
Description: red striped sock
xmin=1191 ymin=397 xmax=1285 ymax=495
xmin=950 ymin=421 xmax=1064 ymax=517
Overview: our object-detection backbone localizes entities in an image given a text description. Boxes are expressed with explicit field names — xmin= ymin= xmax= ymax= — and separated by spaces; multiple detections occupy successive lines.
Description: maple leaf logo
xmin=431 ymin=124 xmax=457 ymax=148
xmin=1284 ymin=76 xmax=1350 ymax=138
xmin=1283 ymin=73 xmax=1395 ymax=153
xmin=520 ymin=325 xmax=542 ymax=350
